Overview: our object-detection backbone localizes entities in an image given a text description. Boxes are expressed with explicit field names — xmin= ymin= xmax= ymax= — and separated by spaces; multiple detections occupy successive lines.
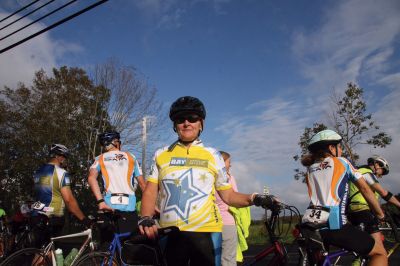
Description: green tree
xmin=294 ymin=83 xmax=391 ymax=182
xmin=0 ymin=67 xmax=111 ymax=213
xmin=330 ymin=83 xmax=391 ymax=162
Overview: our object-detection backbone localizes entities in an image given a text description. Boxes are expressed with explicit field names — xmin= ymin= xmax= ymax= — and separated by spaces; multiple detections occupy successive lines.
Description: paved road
xmin=242 ymin=243 xmax=400 ymax=265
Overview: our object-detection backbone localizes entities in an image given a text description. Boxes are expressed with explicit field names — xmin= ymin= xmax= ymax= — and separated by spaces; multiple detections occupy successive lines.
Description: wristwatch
xmin=96 ymin=198 xmax=105 ymax=204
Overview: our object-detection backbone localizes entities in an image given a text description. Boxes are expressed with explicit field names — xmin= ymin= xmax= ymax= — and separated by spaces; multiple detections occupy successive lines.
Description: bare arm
xmin=140 ymin=182 xmax=158 ymax=217
xmin=136 ymin=175 xmax=146 ymax=192
xmin=139 ymin=181 xmax=159 ymax=239
xmin=355 ymin=178 xmax=384 ymax=219
xmin=217 ymin=188 xmax=253 ymax=207
xmin=60 ymin=187 xmax=85 ymax=221
xmin=371 ymin=183 xmax=400 ymax=209
xmin=87 ymin=168 xmax=113 ymax=211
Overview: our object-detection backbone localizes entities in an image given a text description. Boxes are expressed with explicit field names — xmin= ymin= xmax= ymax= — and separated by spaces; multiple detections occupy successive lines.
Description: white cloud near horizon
xmin=0 ymin=10 xmax=83 ymax=88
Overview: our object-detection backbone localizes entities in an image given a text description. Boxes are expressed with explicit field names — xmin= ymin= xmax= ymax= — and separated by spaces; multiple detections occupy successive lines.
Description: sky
xmin=1 ymin=0 xmax=400 ymax=219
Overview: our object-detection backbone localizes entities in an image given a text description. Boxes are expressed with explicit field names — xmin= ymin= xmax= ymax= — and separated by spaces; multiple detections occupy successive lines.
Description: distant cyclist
xmin=301 ymin=130 xmax=387 ymax=266
xmin=139 ymin=96 xmax=273 ymax=266
xmin=87 ymin=131 xmax=145 ymax=239
xmin=32 ymin=144 xmax=89 ymax=245
xmin=348 ymin=156 xmax=400 ymax=247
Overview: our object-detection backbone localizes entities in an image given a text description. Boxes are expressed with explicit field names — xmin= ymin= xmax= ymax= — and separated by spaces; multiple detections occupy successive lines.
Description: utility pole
xmin=142 ymin=117 xmax=147 ymax=179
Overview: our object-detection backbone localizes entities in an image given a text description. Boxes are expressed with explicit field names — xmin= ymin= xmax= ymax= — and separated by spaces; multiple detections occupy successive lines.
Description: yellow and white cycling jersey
xmin=148 ymin=139 xmax=232 ymax=232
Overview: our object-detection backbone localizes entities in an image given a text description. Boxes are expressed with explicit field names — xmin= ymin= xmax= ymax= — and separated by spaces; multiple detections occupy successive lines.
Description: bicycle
xmin=294 ymin=221 xmax=367 ymax=266
xmin=380 ymin=205 xmax=400 ymax=259
xmin=0 ymin=220 xmax=97 ymax=266
xmin=242 ymin=202 xmax=301 ymax=266
xmin=74 ymin=211 xmax=179 ymax=266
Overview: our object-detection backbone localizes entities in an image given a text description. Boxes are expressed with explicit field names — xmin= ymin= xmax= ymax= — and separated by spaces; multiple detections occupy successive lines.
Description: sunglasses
xmin=175 ymin=115 xmax=201 ymax=124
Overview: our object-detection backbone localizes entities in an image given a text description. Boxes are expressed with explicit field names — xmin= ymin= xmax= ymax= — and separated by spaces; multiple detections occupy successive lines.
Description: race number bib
xmin=32 ymin=201 xmax=54 ymax=213
xmin=32 ymin=201 xmax=46 ymax=211
xmin=110 ymin=194 xmax=129 ymax=205
xmin=302 ymin=207 xmax=330 ymax=225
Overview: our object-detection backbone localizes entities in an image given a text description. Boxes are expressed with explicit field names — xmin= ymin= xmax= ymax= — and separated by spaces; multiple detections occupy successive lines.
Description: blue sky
xmin=1 ymin=0 xmax=400 ymax=218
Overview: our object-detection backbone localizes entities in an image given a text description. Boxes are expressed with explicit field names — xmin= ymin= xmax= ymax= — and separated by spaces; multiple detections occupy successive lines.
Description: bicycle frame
xmin=44 ymin=228 xmax=94 ymax=265
xmin=104 ymin=232 xmax=131 ymax=266
xmin=242 ymin=208 xmax=288 ymax=266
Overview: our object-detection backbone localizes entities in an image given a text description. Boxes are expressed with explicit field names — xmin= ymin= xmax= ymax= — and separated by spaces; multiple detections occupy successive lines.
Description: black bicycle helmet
xmin=169 ymin=96 xmax=206 ymax=121
xmin=49 ymin=144 xmax=70 ymax=157
xmin=98 ymin=131 xmax=120 ymax=146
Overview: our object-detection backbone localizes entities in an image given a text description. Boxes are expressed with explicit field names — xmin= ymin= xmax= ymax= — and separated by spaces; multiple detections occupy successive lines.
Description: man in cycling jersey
xmin=348 ymin=156 xmax=400 ymax=248
xmin=139 ymin=96 xmax=273 ymax=266
xmin=33 ymin=144 xmax=89 ymax=245
xmin=88 ymin=131 xmax=145 ymax=238
xmin=301 ymin=130 xmax=387 ymax=266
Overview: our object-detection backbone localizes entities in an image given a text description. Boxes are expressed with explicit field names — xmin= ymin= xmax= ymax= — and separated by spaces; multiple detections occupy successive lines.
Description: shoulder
xmin=154 ymin=145 xmax=170 ymax=157
xmin=202 ymin=145 xmax=220 ymax=157
xmin=124 ymin=151 xmax=138 ymax=159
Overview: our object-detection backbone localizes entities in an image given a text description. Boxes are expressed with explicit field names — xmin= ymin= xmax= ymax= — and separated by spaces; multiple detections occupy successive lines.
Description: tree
xmin=0 ymin=67 xmax=111 ymax=213
xmin=0 ymin=64 xmax=164 ymax=215
xmin=293 ymin=123 xmax=327 ymax=181
xmin=294 ymin=83 xmax=392 ymax=182
xmin=330 ymin=83 xmax=391 ymax=162
xmin=90 ymin=59 xmax=167 ymax=165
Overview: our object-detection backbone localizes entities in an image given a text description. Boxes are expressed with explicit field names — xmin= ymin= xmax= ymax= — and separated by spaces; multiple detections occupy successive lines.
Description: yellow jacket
xmin=229 ymin=206 xmax=251 ymax=262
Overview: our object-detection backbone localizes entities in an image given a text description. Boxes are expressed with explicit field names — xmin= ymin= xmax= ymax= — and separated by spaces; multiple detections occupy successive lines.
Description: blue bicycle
xmin=75 ymin=211 xmax=177 ymax=266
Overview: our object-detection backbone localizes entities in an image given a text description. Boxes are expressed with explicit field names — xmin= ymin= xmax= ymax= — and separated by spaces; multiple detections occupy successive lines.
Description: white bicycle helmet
xmin=368 ymin=155 xmax=389 ymax=175
xmin=49 ymin=144 xmax=70 ymax=157
xmin=308 ymin=129 xmax=342 ymax=152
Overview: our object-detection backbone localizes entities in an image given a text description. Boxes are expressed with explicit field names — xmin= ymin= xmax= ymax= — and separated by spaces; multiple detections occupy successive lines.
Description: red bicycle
xmin=243 ymin=202 xmax=301 ymax=266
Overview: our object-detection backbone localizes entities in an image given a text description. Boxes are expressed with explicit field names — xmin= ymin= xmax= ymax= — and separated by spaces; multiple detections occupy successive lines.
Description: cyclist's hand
xmin=138 ymin=216 xmax=158 ymax=239
xmin=253 ymin=194 xmax=275 ymax=209
xmin=98 ymin=202 xmax=114 ymax=212
xmin=81 ymin=217 xmax=94 ymax=229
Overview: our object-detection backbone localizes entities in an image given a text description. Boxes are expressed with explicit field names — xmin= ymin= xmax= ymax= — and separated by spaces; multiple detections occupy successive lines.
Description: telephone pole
xmin=142 ymin=117 xmax=148 ymax=179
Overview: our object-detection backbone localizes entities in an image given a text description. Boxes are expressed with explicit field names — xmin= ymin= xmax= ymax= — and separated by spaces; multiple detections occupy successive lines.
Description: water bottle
xmin=55 ymin=248 xmax=64 ymax=266
xmin=64 ymin=248 xmax=79 ymax=266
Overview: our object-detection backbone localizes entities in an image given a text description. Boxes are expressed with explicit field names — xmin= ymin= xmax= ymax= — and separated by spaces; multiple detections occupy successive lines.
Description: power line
xmin=0 ymin=0 xmax=78 ymax=42
xmin=0 ymin=0 xmax=41 ymax=23
xmin=0 ymin=0 xmax=57 ymax=32
xmin=0 ymin=0 xmax=109 ymax=54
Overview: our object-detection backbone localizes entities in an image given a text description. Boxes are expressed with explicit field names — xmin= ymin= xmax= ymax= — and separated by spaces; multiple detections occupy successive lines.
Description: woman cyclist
xmin=301 ymin=129 xmax=387 ymax=266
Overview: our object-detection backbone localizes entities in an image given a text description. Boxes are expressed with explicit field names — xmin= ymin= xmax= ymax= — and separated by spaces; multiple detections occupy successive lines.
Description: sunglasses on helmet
xmin=175 ymin=114 xmax=201 ymax=124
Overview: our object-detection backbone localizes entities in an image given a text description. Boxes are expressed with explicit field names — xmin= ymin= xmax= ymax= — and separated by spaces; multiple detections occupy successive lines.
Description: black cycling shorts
xmin=165 ymin=231 xmax=221 ymax=266
xmin=348 ymin=210 xmax=380 ymax=234
xmin=320 ymin=224 xmax=375 ymax=256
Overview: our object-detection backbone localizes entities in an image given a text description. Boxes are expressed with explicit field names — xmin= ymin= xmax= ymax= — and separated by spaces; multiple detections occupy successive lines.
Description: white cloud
xmin=216 ymin=98 xmax=312 ymax=218
xmin=0 ymin=11 xmax=83 ymax=88
xmin=292 ymin=0 xmax=400 ymax=93
xmin=218 ymin=0 xmax=400 ymax=218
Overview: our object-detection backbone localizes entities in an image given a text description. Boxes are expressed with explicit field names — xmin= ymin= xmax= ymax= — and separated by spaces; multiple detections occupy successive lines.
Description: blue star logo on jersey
xmin=162 ymin=168 xmax=207 ymax=223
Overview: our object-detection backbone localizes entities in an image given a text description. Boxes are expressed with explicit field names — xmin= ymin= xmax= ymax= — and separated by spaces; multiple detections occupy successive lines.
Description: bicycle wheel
xmin=74 ymin=251 xmax=119 ymax=266
xmin=0 ymin=248 xmax=50 ymax=266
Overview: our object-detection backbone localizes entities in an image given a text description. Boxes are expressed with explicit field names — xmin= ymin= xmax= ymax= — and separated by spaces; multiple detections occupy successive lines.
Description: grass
xmin=246 ymin=219 xmax=298 ymax=245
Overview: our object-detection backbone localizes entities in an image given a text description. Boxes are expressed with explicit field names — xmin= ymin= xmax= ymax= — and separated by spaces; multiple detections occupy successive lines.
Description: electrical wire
xmin=0 ymin=0 xmax=78 ymax=42
xmin=0 ymin=0 xmax=109 ymax=54
xmin=0 ymin=0 xmax=41 ymax=24
xmin=0 ymin=0 xmax=57 ymax=32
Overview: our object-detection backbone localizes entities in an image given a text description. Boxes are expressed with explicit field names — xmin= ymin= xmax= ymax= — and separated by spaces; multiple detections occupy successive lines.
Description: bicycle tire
xmin=0 ymin=248 xmax=50 ymax=266
xmin=74 ymin=251 xmax=119 ymax=266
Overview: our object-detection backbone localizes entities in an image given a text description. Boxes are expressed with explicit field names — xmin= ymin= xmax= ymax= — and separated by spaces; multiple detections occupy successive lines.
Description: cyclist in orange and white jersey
xmin=301 ymin=130 xmax=387 ymax=266
xmin=88 ymin=131 xmax=145 ymax=236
